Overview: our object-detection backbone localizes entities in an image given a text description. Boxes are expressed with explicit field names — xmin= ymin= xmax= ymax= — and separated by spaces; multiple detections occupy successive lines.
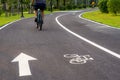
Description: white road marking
xmin=12 ymin=52 xmax=37 ymax=77
xmin=0 ymin=19 xmax=21 ymax=30
xmin=0 ymin=17 xmax=32 ymax=30
xmin=56 ymin=13 xmax=120 ymax=59
xmin=64 ymin=54 xmax=94 ymax=64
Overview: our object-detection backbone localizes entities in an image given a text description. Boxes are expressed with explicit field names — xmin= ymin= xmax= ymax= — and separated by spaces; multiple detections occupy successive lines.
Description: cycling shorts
xmin=34 ymin=3 xmax=46 ymax=11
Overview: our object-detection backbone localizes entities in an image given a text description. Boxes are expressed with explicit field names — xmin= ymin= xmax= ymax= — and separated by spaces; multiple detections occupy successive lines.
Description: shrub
xmin=59 ymin=5 xmax=66 ymax=10
xmin=73 ymin=5 xmax=77 ymax=9
xmin=66 ymin=4 xmax=72 ymax=10
xmin=78 ymin=5 xmax=82 ymax=9
xmin=107 ymin=0 xmax=120 ymax=15
xmin=98 ymin=0 xmax=108 ymax=13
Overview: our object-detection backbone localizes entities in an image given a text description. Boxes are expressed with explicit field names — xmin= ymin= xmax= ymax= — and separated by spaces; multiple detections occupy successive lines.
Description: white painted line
xmin=0 ymin=19 xmax=21 ymax=30
xmin=55 ymin=13 xmax=120 ymax=59
xmin=79 ymin=12 xmax=120 ymax=30
xmin=55 ymin=11 xmax=80 ymax=13
xmin=12 ymin=52 xmax=37 ymax=77
xmin=0 ymin=17 xmax=33 ymax=30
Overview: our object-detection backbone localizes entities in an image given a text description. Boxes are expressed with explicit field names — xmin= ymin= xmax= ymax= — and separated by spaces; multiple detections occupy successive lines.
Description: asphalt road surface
xmin=0 ymin=8 xmax=120 ymax=80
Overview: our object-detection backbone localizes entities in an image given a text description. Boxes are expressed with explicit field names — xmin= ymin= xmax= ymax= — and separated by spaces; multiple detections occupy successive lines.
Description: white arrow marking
xmin=11 ymin=52 xmax=37 ymax=77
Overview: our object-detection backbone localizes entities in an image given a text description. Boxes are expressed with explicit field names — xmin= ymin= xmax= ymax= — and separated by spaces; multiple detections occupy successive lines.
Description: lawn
xmin=82 ymin=10 xmax=120 ymax=28
xmin=0 ymin=11 xmax=51 ymax=27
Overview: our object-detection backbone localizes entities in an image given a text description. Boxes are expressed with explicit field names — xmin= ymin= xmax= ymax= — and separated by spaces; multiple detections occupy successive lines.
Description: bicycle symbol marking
xmin=64 ymin=54 xmax=94 ymax=64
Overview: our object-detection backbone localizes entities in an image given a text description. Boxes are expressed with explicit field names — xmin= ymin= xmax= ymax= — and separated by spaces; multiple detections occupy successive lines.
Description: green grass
xmin=0 ymin=11 xmax=51 ymax=27
xmin=82 ymin=10 xmax=120 ymax=28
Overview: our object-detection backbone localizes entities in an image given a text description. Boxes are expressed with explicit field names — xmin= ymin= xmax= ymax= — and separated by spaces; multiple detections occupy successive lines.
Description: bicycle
xmin=36 ymin=9 xmax=43 ymax=31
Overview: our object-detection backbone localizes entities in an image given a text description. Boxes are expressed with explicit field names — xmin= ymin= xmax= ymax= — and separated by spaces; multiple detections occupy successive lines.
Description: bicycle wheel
xmin=39 ymin=15 xmax=43 ymax=31
xmin=37 ymin=22 xmax=42 ymax=30
xmin=37 ymin=10 xmax=43 ymax=31
xmin=36 ymin=23 xmax=39 ymax=29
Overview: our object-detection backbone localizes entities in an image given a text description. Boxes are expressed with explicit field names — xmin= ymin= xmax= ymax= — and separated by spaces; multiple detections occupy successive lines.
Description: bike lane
xmin=0 ymin=9 xmax=120 ymax=80
xmin=54 ymin=9 xmax=120 ymax=80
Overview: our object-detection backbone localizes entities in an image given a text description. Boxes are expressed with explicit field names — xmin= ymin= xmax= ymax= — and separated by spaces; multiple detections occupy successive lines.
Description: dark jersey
xmin=33 ymin=0 xmax=46 ymax=4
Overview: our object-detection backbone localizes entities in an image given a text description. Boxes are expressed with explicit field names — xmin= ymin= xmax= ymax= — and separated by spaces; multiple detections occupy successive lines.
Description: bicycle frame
xmin=36 ymin=9 xmax=43 ymax=31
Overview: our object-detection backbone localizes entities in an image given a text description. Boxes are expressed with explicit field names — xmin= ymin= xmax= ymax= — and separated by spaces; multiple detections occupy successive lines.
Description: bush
xmin=78 ymin=5 xmax=82 ymax=9
xmin=82 ymin=4 xmax=86 ymax=8
xmin=98 ymin=0 xmax=108 ymax=13
xmin=107 ymin=0 xmax=120 ymax=15
xmin=66 ymin=4 xmax=72 ymax=10
xmin=73 ymin=5 xmax=77 ymax=9
xmin=59 ymin=5 xmax=66 ymax=10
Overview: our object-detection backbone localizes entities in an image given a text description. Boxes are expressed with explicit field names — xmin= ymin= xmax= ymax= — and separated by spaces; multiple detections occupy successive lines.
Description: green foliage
xmin=59 ymin=5 xmax=66 ymax=10
xmin=1 ymin=0 xmax=7 ymax=3
xmin=98 ymin=0 xmax=108 ymax=13
xmin=82 ymin=4 xmax=87 ymax=8
xmin=0 ymin=4 xmax=2 ymax=16
xmin=98 ymin=0 xmax=120 ymax=15
xmin=78 ymin=5 xmax=82 ymax=9
xmin=0 ymin=0 xmax=100 ymax=16
xmin=107 ymin=0 xmax=120 ymax=15
xmin=72 ymin=5 xmax=77 ymax=9
xmin=0 ymin=7 xmax=3 ymax=16
xmin=66 ymin=4 xmax=72 ymax=10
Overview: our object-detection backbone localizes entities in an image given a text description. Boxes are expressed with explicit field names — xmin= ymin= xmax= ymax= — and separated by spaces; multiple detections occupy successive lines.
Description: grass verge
xmin=82 ymin=10 xmax=120 ymax=28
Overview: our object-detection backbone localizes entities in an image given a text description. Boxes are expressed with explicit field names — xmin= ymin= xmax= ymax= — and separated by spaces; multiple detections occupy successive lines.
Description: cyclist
xmin=91 ymin=1 xmax=95 ymax=8
xmin=32 ymin=0 xmax=46 ymax=22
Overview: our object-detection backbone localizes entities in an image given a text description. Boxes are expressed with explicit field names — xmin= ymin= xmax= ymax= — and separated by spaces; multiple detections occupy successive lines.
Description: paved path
xmin=0 ymin=9 xmax=120 ymax=80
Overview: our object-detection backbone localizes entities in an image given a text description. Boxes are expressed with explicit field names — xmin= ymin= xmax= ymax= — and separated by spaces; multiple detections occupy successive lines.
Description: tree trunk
xmin=75 ymin=0 xmax=77 ymax=5
xmin=56 ymin=0 xmax=59 ymax=9
xmin=63 ymin=0 xmax=66 ymax=6
xmin=3 ymin=2 xmax=8 ymax=17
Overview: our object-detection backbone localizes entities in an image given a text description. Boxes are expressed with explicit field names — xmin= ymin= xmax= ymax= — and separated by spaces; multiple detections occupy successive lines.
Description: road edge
xmin=79 ymin=11 xmax=120 ymax=30
xmin=0 ymin=18 xmax=24 ymax=30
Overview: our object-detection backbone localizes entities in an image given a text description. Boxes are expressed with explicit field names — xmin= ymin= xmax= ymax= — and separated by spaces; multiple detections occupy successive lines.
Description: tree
xmin=63 ymin=0 xmax=66 ymax=7
xmin=107 ymin=0 xmax=120 ymax=15
xmin=1 ymin=0 xmax=9 ymax=16
xmin=0 ymin=4 xmax=2 ymax=16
